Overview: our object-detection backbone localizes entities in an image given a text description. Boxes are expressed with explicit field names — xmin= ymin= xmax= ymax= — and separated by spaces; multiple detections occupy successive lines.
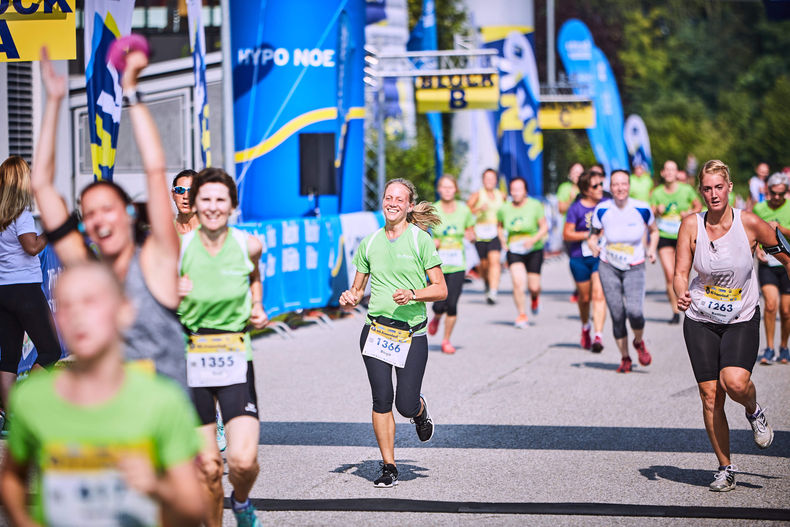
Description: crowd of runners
xmin=0 ymin=45 xmax=788 ymax=525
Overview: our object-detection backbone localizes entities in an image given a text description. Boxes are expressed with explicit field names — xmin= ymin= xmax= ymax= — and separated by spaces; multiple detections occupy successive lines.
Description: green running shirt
xmin=7 ymin=367 xmax=201 ymax=525
xmin=497 ymin=198 xmax=546 ymax=251
xmin=650 ymin=183 xmax=698 ymax=239
xmin=432 ymin=200 xmax=475 ymax=274
xmin=629 ymin=173 xmax=654 ymax=202
xmin=353 ymin=223 xmax=442 ymax=328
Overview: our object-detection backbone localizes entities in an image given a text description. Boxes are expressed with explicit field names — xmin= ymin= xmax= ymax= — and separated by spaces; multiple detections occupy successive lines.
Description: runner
xmin=675 ymin=159 xmax=781 ymax=491
xmin=588 ymin=170 xmax=659 ymax=372
xmin=467 ymin=168 xmax=505 ymax=304
xmin=630 ymin=163 xmax=653 ymax=202
xmin=428 ymin=175 xmax=476 ymax=354
xmin=0 ymin=156 xmax=61 ymax=429
xmin=0 ymin=262 xmax=204 ymax=525
xmin=31 ymin=49 xmax=188 ymax=389
xmin=650 ymin=159 xmax=702 ymax=324
xmin=558 ymin=163 xmax=583 ymax=302
xmin=172 ymin=169 xmax=199 ymax=235
xmin=178 ymin=168 xmax=269 ymax=526
xmin=563 ymin=170 xmax=608 ymax=350
xmin=498 ymin=177 xmax=548 ymax=328
xmin=339 ymin=178 xmax=446 ymax=488
xmin=752 ymin=172 xmax=790 ymax=364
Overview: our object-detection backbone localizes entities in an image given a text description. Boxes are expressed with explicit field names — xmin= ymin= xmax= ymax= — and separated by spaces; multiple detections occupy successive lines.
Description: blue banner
xmin=483 ymin=27 xmax=543 ymax=196
xmin=624 ymin=114 xmax=653 ymax=173
xmin=231 ymin=0 xmax=366 ymax=221
xmin=187 ymin=0 xmax=211 ymax=168
xmin=591 ymin=46 xmax=628 ymax=173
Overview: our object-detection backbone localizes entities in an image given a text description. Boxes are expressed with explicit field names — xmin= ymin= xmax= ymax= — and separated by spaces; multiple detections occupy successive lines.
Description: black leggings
xmin=0 ymin=283 xmax=61 ymax=374
xmin=360 ymin=325 xmax=428 ymax=416
xmin=433 ymin=271 xmax=465 ymax=317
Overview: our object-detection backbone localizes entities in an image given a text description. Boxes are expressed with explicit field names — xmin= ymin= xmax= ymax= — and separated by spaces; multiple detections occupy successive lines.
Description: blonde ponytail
xmin=385 ymin=177 xmax=442 ymax=231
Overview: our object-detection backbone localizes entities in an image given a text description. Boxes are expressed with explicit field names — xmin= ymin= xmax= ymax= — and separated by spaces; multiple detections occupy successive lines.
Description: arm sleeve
xmin=155 ymin=384 xmax=202 ymax=469
xmin=565 ymin=202 xmax=577 ymax=226
xmin=351 ymin=237 xmax=370 ymax=274
xmin=419 ymin=231 xmax=442 ymax=270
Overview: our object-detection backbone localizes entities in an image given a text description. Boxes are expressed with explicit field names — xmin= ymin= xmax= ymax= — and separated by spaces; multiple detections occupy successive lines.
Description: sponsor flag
xmin=624 ymin=114 xmax=653 ymax=173
xmin=186 ymin=0 xmax=211 ymax=168
xmin=84 ymin=0 xmax=135 ymax=181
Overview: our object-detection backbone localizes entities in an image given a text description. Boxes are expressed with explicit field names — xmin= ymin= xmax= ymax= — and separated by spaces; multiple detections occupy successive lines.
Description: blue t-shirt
xmin=0 ymin=209 xmax=41 ymax=285
xmin=565 ymin=199 xmax=608 ymax=258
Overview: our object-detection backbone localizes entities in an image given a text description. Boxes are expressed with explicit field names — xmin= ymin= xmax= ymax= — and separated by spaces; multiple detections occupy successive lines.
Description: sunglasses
xmin=172 ymin=186 xmax=191 ymax=195
xmin=590 ymin=183 xmax=603 ymax=189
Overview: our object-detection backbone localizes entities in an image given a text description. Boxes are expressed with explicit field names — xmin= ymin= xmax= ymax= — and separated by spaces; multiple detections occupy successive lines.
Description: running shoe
xmin=747 ymin=406 xmax=774 ymax=449
xmin=709 ymin=465 xmax=737 ymax=492
xmin=634 ymin=339 xmax=652 ymax=366
xmin=216 ymin=411 xmax=227 ymax=452
xmin=779 ymin=347 xmax=790 ymax=364
xmin=230 ymin=491 xmax=262 ymax=527
xmin=569 ymin=293 xmax=578 ymax=303
xmin=616 ymin=357 xmax=632 ymax=373
xmin=427 ymin=316 xmax=440 ymax=336
xmin=669 ymin=313 xmax=680 ymax=325
xmin=411 ymin=395 xmax=434 ymax=442
xmin=531 ymin=296 xmax=540 ymax=315
xmin=441 ymin=340 xmax=456 ymax=354
xmin=591 ymin=335 xmax=604 ymax=353
xmin=580 ymin=326 xmax=592 ymax=350
xmin=486 ymin=291 xmax=497 ymax=305
xmin=760 ymin=347 xmax=775 ymax=365
xmin=514 ymin=314 xmax=528 ymax=329
xmin=374 ymin=463 xmax=399 ymax=488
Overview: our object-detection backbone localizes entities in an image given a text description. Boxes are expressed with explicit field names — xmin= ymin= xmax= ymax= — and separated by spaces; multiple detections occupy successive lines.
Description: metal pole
xmin=547 ymin=0 xmax=556 ymax=88
xmin=376 ymin=85 xmax=386 ymax=201
xmin=220 ymin=0 xmax=236 ymax=177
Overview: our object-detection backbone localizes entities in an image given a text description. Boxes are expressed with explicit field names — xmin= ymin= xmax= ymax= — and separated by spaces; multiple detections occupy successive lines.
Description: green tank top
xmin=474 ymin=188 xmax=505 ymax=225
xmin=178 ymin=227 xmax=254 ymax=335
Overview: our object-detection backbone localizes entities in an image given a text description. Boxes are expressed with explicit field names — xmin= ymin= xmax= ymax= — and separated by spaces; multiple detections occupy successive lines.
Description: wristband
xmin=43 ymin=211 xmax=81 ymax=243
xmin=122 ymin=89 xmax=143 ymax=107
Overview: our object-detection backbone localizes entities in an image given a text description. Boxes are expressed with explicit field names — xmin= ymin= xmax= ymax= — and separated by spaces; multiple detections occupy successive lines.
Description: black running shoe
xmin=373 ymin=463 xmax=398 ymax=488
xmin=411 ymin=395 xmax=434 ymax=442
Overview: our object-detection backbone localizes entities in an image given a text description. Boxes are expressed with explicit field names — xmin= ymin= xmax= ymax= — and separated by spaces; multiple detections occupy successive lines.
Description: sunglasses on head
xmin=172 ymin=186 xmax=191 ymax=195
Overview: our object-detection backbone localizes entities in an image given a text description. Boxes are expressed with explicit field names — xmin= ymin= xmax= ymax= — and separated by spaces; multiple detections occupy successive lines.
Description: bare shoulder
xmin=679 ymin=211 xmax=698 ymax=232
xmin=246 ymin=233 xmax=263 ymax=257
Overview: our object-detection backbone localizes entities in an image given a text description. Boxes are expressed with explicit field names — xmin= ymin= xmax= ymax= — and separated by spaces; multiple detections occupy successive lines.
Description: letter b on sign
xmin=449 ymin=89 xmax=467 ymax=109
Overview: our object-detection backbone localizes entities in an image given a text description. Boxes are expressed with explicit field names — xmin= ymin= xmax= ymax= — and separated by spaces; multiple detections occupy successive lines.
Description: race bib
xmin=42 ymin=444 xmax=159 ymax=527
xmin=362 ymin=322 xmax=412 ymax=368
xmin=187 ymin=333 xmax=248 ymax=388
xmin=474 ymin=223 xmax=498 ymax=241
xmin=698 ymin=285 xmax=743 ymax=323
xmin=508 ymin=234 xmax=531 ymax=255
xmin=438 ymin=248 xmax=464 ymax=268
xmin=657 ymin=216 xmax=681 ymax=235
xmin=606 ymin=243 xmax=635 ymax=271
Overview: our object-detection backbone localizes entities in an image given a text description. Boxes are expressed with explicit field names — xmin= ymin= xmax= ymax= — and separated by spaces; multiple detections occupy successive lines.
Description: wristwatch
xmin=410 ymin=289 xmax=417 ymax=301
xmin=122 ymin=88 xmax=143 ymax=107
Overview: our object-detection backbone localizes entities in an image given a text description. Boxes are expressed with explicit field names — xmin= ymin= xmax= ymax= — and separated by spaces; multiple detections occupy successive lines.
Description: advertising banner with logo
xmin=186 ymin=0 xmax=211 ymax=168
xmin=624 ymin=114 xmax=653 ymax=173
xmin=591 ymin=46 xmax=628 ymax=173
xmin=483 ymin=27 xmax=543 ymax=196
xmin=231 ymin=0 xmax=366 ymax=221
xmin=538 ymin=101 xmax=594 ymax=129
xmin=0 ymin=0 xmax=75 ymax=62
xmin=414 ymin=73 xmax=500 ymax=113
xmin=84 ymin=0 xmax=135 ymax=181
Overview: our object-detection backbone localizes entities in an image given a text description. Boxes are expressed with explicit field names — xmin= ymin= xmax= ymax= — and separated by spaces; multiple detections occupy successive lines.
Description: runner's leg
xmin=488 ymin=250 xmax=501 ymax=296
xmin=509 ymin=261 xmax=527 ymax=317
xmin=761 ymin=284 xmax=779 ymax=351
xmin=698 ymin=380 xmax=731 ymax=467
xmin=362 ymin=326 xmax=397 ymax=465
xmin=598 ymin=263 xmax=628 ymax=358
xmin=224 ymin=415 xmax=260 ymax=502
xmin=591 ymin=272 xmax=607 ymax=336
xmin=197 ymin=423 xmax=224 ymax=527
xmin=781 ymin=294 xmax=790 ymax=349
xmin=658 ymin=246 xmax=679 ymax=315
xmin=576 ymin=280 xmax=591 ymax=324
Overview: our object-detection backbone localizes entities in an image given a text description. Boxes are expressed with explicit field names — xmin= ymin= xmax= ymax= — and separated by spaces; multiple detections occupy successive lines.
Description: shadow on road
xmin=638 ymin=465 xmax=778 ymax=489
xmin=332 ymin=459 xmax=429 ymax=483
xmin=570 ymin=361 xmax=649 ymax=373
xmin=259 ymin=422 xmax=790 ymax=457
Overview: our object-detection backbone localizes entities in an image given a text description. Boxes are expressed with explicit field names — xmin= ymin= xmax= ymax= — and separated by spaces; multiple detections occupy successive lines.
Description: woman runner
xmin=675 ymin=160 xmax=782 ymax=491
xmin=467 ymin=168 xmax=505 ymax=304
xmin=428 ymin=175 xmax=476 ymax=354
xmin=339 ymin=178 xmax=447 ymax=488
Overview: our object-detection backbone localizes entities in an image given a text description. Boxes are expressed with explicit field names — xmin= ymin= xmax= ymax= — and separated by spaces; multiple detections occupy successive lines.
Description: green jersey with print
xmin=432 ymin=200 xmax=475 ymax=274
xmin=473 ymin=188 xmax=505 ymax=233
xmin=754 ymin=199 xmax=790 ymax=227
xmin=556 ymin=181 xmax=578 ymax=220
xmin=7 ymin=367 xmax=201 ymax=525
xmin=353 ymin=223 xmax=442 ymax=328
xmin=650 ymin=183 xmax=698 ymax=239
xmin=630 ymin=173 xmax=654 ymax=202
xmin=497 ymin=198 xmax=546 ymax=251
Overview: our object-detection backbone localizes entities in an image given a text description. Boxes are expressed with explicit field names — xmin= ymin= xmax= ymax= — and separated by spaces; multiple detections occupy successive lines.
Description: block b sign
xmin=0 ymin=0 xmax=76 ymax=62
xmin=415 ymin=73 xmax=499 ymax=113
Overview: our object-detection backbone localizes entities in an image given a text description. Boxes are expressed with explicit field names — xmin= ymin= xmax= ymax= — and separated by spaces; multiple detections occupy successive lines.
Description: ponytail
xmin=385 ymin=177 xmax=442 ymax=231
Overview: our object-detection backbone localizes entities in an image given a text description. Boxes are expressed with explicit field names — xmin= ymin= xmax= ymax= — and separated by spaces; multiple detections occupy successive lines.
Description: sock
xmin=749 ymin=403 xmax=762 ymax=419
xmin=582 ymin=322 xmax=591 ymax=330
xmin=594 ymin=332 xmax=603 ymax=340
xmin=233 ymin=497 xmax=251 ymax=511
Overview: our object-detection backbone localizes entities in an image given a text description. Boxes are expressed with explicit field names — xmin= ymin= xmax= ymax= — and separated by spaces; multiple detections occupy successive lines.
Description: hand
xmin=588 ymin=239 xmax=601 ymax=258
xmin=757 ymin=247 xmax=767 ymax=263
xmin=657 ymin=205 xmax=666 ymax=215
xmin=40 ymin=48 xmax=67 ymax=100
xmin=521 ymin=237 xmax=535 ymax=252
xmin=647 ymin=248 xmax=657 ymax=264
xmin=250 ymin=303 xmax=268 ymax=329
xmin=178 ymin=274 xmax=193 ymax=299
xmin=121 ymin=50 xmax=149 ymax=91
xmin=677 ymin=290 xmax=692 ymax=312
xmin=339 ymin=289 xmax=359 ymax=307
xmin=392 ymin=288 xmax=413 ymax=305
xmin=768 ymin=221 xmax=779 ymax=230
xmin=118 ymin=455 xmax=158 ymax=499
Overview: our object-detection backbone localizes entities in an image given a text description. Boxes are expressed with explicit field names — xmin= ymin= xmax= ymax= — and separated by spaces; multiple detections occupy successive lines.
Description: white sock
xmin=233 ymin=497 xmax=250 ymax=511
xmin=582 ymin=322 xmax=591 ymax=330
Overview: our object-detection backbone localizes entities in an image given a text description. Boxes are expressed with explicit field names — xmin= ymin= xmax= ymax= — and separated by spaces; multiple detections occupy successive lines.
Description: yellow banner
xmin=538 ymin=101 xmax=595 ymax=129
xmin=415 ymin=73 xmax=500 ymax=113
xmin=0 ymin=0 xmax=76 ymax=62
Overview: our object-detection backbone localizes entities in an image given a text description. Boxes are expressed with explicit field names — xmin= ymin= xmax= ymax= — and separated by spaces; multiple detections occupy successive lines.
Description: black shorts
xmin=757 ymin=263 xmax=790 ymax=295
xmin=683 ymin=307 xmax=760 ymax=383
xmin=657 ymin=237 xmax=677 ymax=250
xmin=506 ymin=249 xmax=544 ymax=274
xmin=475 ymin=237 xmax=501 ymax=259
xmin=191 ymin=361 xmax=259 ymax=425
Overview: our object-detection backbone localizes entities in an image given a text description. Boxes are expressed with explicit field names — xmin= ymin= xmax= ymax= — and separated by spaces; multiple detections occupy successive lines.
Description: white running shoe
xmin=747 ymin=406 xmax=773 ymax=449
xmin=709 ymin=464 xmax=737 ymax=492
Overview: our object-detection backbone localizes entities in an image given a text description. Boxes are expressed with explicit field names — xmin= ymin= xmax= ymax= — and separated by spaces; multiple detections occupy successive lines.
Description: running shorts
xmin=191 ymin=361 xmax=259 ymax=425
xmin=475 ymin=237 xmax=502 ymax=259
xmin=657 ymin=237 xmax=677 ymax=250
xmin=757 ymin=263 xmax=790 ymax=295
xmin=683 ymin=307 xmax=760 ymax=383
xmin=506 ymin=249 xmax=543 ymax=274
xmin=569 ymin=256 xmax=600 ymax=283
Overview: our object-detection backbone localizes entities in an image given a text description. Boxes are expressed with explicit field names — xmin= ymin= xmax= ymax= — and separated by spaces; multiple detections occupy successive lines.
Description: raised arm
xmin=742 ymin=210 xmax=790 ymax=273
xmin=31 ymin=49 xmax=89 ymax=266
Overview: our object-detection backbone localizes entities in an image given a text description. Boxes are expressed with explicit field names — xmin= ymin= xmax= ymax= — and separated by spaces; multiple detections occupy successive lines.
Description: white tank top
xmin=687 ymin=208 xmax=759 ymax=324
